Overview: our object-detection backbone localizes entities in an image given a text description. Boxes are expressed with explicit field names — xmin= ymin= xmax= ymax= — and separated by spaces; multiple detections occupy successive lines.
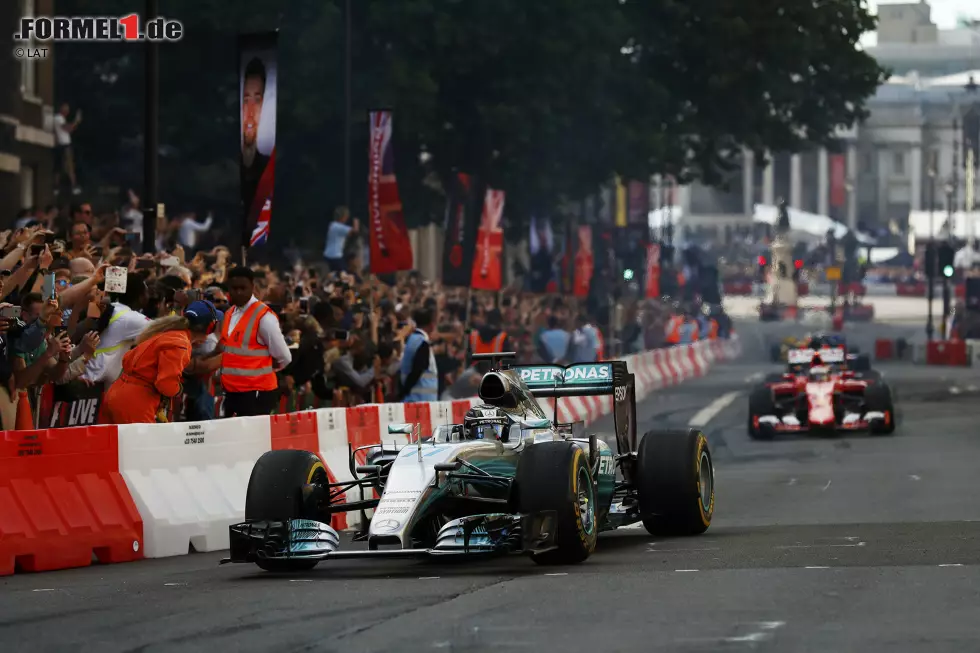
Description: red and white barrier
xmin=0 ymin=337 xmax=741 ymax=573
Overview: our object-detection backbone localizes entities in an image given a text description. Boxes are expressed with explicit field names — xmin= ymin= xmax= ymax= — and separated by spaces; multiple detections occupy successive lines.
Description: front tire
xmin=636 ymin=429 xmax=714 ymax=536
xmin=864 ymin=383 xmax=896 ymax=435
xmin=512 ymin=441 xmax=598 ymax=565
xmin=245 ymin=449 xmax=327 ymax=572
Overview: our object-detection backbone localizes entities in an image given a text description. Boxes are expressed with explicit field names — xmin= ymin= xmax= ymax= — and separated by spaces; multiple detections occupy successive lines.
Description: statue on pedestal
xmin=765 ymin=199 xmax=799 ymax=309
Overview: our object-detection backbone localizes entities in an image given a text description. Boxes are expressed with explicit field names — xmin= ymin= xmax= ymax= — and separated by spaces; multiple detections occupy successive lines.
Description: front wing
xmin=221 ymin=512 xmax=559 ymax=566
xmin=755 ymin=411 xmax=888 ymax=433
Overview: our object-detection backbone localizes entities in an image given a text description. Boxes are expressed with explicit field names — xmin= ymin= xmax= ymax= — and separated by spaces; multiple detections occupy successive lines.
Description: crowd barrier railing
xmin=0 ymin=336 xmax=741 ymax=575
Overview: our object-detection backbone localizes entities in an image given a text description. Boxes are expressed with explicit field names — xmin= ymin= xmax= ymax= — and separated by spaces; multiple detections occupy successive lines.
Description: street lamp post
xmin=926 ymin=165 xmax=936 ymax=341
xmin=142 ymin=0 xmax=159 ymax=254
xmin=943 ymin=180 xmax=954 ymax=336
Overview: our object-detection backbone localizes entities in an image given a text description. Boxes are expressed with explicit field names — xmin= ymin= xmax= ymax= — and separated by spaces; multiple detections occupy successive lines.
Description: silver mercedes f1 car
xmin=222 ymin=353 xmax=715 ymax=571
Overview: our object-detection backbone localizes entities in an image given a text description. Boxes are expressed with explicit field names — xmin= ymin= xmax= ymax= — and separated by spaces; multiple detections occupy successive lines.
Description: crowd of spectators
xmin=0 ymin=201 xmax=727 ymax=430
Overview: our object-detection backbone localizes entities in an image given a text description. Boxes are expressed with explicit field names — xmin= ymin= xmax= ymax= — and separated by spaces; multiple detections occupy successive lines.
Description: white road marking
xmin=544 ymin=572 xmax=568 ymax=576
xmin=32 ymin=588 xmax=56 ymax=592
xmin=950 ymin=386 xmax=962 ymax=395
xmin=787 ymin=478 xmax=797 ymax=486
xmin=968 ymin=385 xmax=978 ymax=392
xmin=648 ymin=547 xmax=721 ymax=553
xmin=938 ymin=564 xmax=963 ymax=567
xmin=910 ymin=474 xmax=921 ymax=481
xmin=163 ymin=582 xmax=186 ymax=587
xmin=745 ymin=372 xmax=764 ymax=384
xmin=776 ymin=542 xmax=865 ymax=549
xmin=822 ymin=480 xmax=832 ymax=491
xmin=805 ymin=566 xmax=830 ymax=569
xmin=675 ymin=569 xmax=699 ymax=572
xmin=689 ymin=391 xmax=741 ymax=427
xmin=288 ymin=579 xmax=313 ymax=583
xmin=724 ymin=621 xmax=785 ymax=643
xmin=418 ymin=576 xmax=441 ymax=580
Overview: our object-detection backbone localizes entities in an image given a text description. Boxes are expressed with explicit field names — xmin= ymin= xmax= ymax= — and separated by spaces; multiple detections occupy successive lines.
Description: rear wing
xmin=506 ymin=361 xmax=638 ymax=460
xmin=787 ymin=347 xmax=845 ymax=365
xmin=507 ymin=362 xmax=621 ymax=398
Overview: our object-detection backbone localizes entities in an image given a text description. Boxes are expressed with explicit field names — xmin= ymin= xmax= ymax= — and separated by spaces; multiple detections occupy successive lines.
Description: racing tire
xmin=636 ymin=429 xmax=714 ymax=536
xmin=244 ymin=449 xmax=327 ymax=572
xmin=748 ymin=385 xmax=775 ymax=440
xmin=512 ymin=441 xmax=598 ymax=565
xmin=849 ymin=353 xmax=871 ymax=372
xmin=864 ymin=382 xmax=896 ymax=435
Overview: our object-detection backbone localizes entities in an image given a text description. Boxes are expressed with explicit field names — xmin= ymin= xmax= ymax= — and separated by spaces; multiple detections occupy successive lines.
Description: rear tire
xmin=512 ymin=441 xmax=598 ymax=565
xmin=636 ymin=429 xmax=714 ymax=536
xmin=245 ymin=450 xmax=326 ymax=572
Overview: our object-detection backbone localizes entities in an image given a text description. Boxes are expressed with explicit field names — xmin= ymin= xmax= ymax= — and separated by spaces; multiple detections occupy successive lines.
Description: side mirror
xmin=356 ymin=464 xmax=382 ymax=477
xmin=387 ymin=423 xmax=414 ymax=435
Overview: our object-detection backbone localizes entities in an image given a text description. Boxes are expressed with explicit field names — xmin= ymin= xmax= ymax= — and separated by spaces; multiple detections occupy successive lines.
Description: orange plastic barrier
xmin=0 ymin=425 xmax=144 ymax=576
xmin=403 ymin=402 xmax=433 ymax=442
xmin=875 ymin=339 xmax=894 ymax=360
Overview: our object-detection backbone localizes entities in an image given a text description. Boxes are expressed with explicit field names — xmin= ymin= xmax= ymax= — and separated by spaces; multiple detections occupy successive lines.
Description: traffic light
xmin=925 ymin=244 xmax=937 ymax=278
xmin=793 ymin=260 xmax=802 ymax=282
xmin=938 ymin=242 xmax=955 ymax=277
xmin=623 ymin=268 xmax=634 ymax=281
xmin=757 ymin=255 xmax=767 ymax=267
xmin=794 ymin=259 xmax=803 ymax=269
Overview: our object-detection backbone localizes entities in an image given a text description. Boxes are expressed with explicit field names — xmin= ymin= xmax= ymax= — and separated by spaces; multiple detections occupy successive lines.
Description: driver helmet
xmin=462 ymin=404 xmax=511 ymax=441
xmin=809 ymin=365 xmax=831 ymax=382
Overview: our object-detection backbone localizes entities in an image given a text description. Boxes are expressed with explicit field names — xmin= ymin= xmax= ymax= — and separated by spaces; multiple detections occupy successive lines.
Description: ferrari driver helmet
xmin=463 ymin=404 xmax=510 ymax=441
xmin=809 ymin=365 xmax=831 ymax=382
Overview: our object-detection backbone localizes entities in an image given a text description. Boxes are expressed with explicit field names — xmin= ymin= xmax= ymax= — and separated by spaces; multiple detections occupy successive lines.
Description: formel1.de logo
xmin=14 ymin=14 xmax=183 ymax=42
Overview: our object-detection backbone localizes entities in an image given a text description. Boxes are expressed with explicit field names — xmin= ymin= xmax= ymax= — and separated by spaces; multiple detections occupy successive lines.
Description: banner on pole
xmin=442 ymin=172 xmax=481 ymax=287
xmin=573 ymin=225 xmax=594 ymax=298
xmin=470 ymin=189 xmax=505 ymax=291
xmin=645 ymin=243 xmax=661 ymax=298
xmin=239 ymin=31 xmax=279 ymax=247
xmin=367 ymin=110 xmax=414 ymax=274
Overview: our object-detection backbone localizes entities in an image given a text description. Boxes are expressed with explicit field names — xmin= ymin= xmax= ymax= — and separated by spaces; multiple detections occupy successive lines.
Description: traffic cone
xmin=15 ymin=390 xmax=34 ymax=431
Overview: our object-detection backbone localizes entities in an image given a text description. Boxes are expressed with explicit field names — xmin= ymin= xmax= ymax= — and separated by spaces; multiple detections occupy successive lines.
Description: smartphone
xmin=54 ymin=325 xmax=68 ymax=337
xmin=135 ymin=258 xmax=156 ymax=269
xmin=30 ymin=244 xmax=45 ymax=256
xmin=299 ymin=297 xmax=309 ymax=313
xmin=41 ymin=272 xmax=56 ymax=300
xmin=125 ymin=232 xmax=141 ymax=250
xmin=0 ymin=306 xmax=21 ymax=319
xmin=332 ymin=329 xmax=349 ymax=341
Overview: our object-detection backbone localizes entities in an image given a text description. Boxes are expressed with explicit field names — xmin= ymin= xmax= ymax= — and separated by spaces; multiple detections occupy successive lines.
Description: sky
xmin=862 ymin=0 xmax=978 ymax=46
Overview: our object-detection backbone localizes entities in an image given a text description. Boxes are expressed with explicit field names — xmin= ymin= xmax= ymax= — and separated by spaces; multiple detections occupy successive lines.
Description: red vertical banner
xmin=628 ymin=180 xmax=648 ymax=224
xmin=470 ymin=189 xmax=505 ymax=291
xmin=645 ymin=243 xmax=661 ymax=298
xmin=367 ymin=110 xmax=414 ymax=274
xmin=829 ymin=153 xmax=846 ymax=209
xmin=573 ymin=226 xmax=594 ymax=297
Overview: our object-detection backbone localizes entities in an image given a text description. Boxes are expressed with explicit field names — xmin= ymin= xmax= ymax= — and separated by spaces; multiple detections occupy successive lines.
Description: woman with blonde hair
xmin=101 ymin=300 xmax=218 ymax=424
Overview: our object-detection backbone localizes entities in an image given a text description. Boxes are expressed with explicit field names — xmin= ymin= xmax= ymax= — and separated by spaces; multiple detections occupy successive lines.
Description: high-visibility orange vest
xmin=665 ymin=316 xmax=683 ymax=344
xmin=219 ymin=301 xmax=278 ymax=392
xmin=708 ymin=319 xmax=719 ymax=340
xmin=470 ymin=330 xmax=507 ymax=354
xmin=688 ymin=319 xmax=700 ymax=340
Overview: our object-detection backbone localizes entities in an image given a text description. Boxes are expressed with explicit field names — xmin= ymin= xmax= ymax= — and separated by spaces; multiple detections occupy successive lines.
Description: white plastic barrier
xmin=118 ymin=415 xmax=272 ymax=557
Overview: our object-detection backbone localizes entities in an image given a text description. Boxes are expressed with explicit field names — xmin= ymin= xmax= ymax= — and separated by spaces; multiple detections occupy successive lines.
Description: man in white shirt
xmin=322 ymin=207 xmax=358 ymax=272
xmin=53 ymin=103 xmax=82 ymax=195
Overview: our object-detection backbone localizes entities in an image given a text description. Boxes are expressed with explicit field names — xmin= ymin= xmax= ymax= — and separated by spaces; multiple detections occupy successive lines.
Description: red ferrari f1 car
xmin=748 ymin=348 xmax=896 ymax=439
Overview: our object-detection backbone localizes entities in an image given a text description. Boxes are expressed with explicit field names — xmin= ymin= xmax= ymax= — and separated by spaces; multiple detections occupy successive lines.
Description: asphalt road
xmin=3 ymin=320 xmax=980 ymax=652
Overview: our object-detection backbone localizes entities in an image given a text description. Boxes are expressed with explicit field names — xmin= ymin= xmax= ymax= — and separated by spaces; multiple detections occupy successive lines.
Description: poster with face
xmin=239 ymin=32 xmax=279 ymax=246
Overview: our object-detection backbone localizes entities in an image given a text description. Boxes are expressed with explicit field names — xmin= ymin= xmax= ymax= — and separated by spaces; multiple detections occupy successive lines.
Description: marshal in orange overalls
xmin=102 ymin=329 xmax=193 ymax=424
